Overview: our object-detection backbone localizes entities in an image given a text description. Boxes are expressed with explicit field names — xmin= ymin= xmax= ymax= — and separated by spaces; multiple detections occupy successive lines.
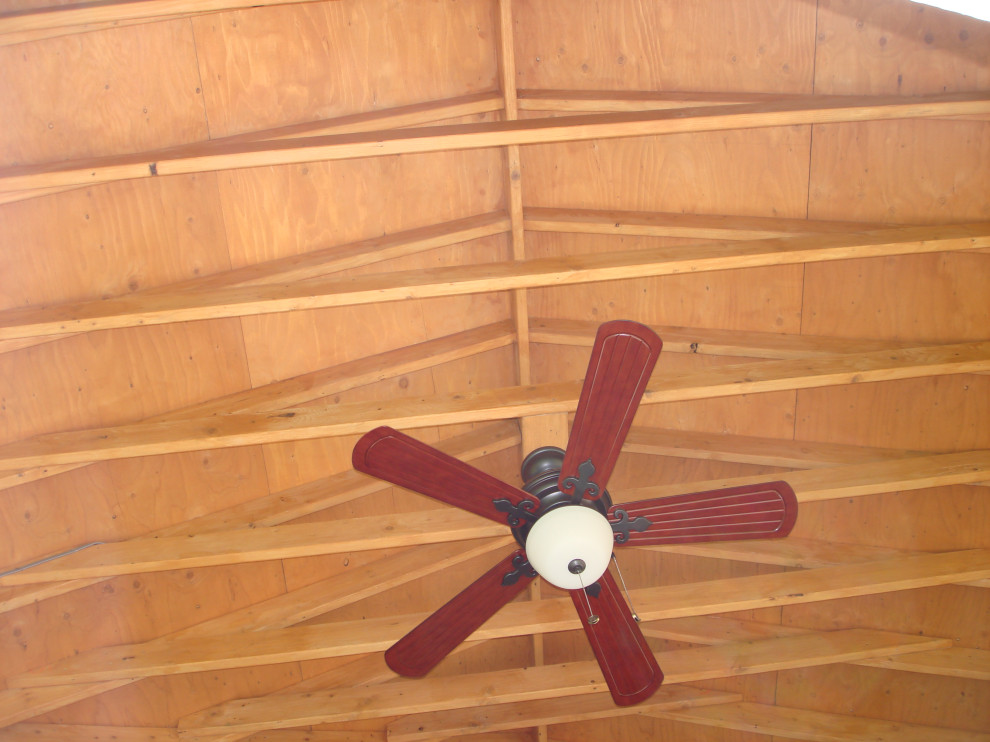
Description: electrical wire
xmin=0 ymin=541 xmax=105 ymax=578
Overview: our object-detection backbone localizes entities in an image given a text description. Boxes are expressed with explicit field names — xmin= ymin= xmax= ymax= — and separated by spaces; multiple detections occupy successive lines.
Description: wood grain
xmin=1 ymin=223 xmax=987 ymax=341
xmin=2 ymin=92 xmax=988 ymax=194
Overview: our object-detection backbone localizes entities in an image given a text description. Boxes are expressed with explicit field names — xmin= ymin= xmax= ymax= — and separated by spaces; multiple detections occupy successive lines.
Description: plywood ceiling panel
xmin=0 ymin=0 xmax=987 ymax=740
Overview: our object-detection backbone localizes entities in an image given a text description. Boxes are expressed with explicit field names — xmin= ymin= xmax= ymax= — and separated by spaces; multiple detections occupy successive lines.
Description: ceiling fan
xmin=352 ymin=320 xmax=798 ymax=706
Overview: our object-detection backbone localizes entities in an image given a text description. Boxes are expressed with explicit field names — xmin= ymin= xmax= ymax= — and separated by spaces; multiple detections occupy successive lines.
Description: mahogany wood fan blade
xmin=608 ymin=481 xmax=798 ymax=546
xmin=559 ymin=320 xmax=662 ymax=502
xmin=385 ymin=549 xmax=536 ymax=677
xmin=569 ymin=569 xmax=663 ymax=706
xmin=351 ymin=321 xmax=799 ymax=709
xmin=352 ymin=426 xmax=540 ymax=524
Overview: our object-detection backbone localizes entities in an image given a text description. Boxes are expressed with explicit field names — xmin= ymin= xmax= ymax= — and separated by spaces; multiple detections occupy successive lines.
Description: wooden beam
xmin=0 ymin=320 xmax=516 ymax=490
xmin=646 ymin=536 xmax=990 ymax=591
xmin=0 ymin=538 xmax=510 ymax=726
xmin=0 ymin=210 xmax=509 ymax=355
xmin=524 ymin=206 xmax=887 ymax=241
xmin=165 ymin=211 xmax=510 ymax=292
xmin=1 ymin=92 xmax=987 ymax=194
xmin=855 ymin=647 xmax=990 ymax=680
xmin=622 ymin=449 xmax=990 ymax=504
xmin=516 ymin=89 xmax=844 ymax=112
xmin=0 ymin=0 xmax=327 ymax=35
xmin=204 ymin=654 xmax=400 ymax=742
xmin=14 ymin=550 xmax=987 ymax=688
xmin=647 ymin=536 xmax=916 ymax=569
xmin=649 ymin=701 xmax=990 ymax=742
xmin=517 ymin=89 xmax=990 ymax=121
xmin=643 ymin=615 xmax=990 ymax=680
xmin=0 ymin=724 xmax=181 ymax=741
xmin=0 ymin=510 xmax=507 ymax=586
xmin=0 ymin=92 xmax=505 ymax=204
xmin=1 ymin=222 xmax=987 ymax=341
xmin=1 ymin=341 xmax=987 ymax=471
xmin=0 ymin=421 xmax=520 ymax=613
xmin=176 ymin=629 xmax=947 ymax=735
xmin=623 ymin=426 xmax=928 ymax=468
xmin=530 ymin=316 xmax=919 ymax=359
xmin=170 ymin=537 xmax=515 ymax=637
xmin=495 ymin=0 xmax=532 ymax=389
xmin=386 ymin=686 xmax=741 ymax=742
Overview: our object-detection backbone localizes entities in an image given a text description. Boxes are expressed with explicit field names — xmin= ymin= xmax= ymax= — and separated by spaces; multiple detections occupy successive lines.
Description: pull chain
xmin=611 ymin=553 xmax=641 ymax=622
xmin=576 ymin=572 xmax=599 ymax=625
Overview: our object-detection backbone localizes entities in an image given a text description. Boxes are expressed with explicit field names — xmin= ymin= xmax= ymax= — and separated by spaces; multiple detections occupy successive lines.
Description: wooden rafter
xmin=0 ymin=321 xmax=517 ymax=490
xmin=11 ymin=550 xmax=986 ymax=688
xmin=0 ymin=509 xmax=507 ymax=586
xmin=621 ymin=450 xmax=990 ymax=504
xmin=646 ymin=702 xmax=990 ymax=742
xmin=1 ymin=92 xmax=987 ymax=195
xmin=3 ymin=449 xmax=986 ymax=587
xmin=0 ymin=91 xmax=505 ymax=205
xmin=0 ymin=421 xmax=520 ymax=612
xmin=0 ymin=222 xmax=985 ymax=341
xmin=643 ymin=615 xmax=990 ymax=680
xmin=623 ymin=426 xmax=928 ymax=468
xmin=386 ymin=686 xmax=741 ymax=742
xmin=0 ymin=537 xmax=512 ymax=727
xmin=523 ymin=206 xmax=888 ymax=240
xmin=530 ymin=317 xmax=923 ymax=359
xmin=0 ymin=342 xmax=986 ymax=470
xmin=176 ymin=629 xmax=948 ymax=734
xmin=0 ymin=211 xmax=510 ymax=356
xmin=0 ymin=0 xmax=327 ymax=36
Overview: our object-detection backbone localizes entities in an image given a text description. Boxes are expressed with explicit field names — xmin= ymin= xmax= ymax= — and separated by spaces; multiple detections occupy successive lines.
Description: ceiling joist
xmin=644 ymin=615 xmax=989 ymax=680
xmin=523 ymin=206 xmax=888 ymax=241
xmin=3 ymin=448 xmax=986 ymax=588
xmin=386 ymin=686 xmax=741 ymax=742
xmin=13 ymin=549 xmax=987 ymax=688
xmin=1 ymin=223 xmax=987 ymax=342
xmin=1 ymin=341 xmax=986 ymax=471
xmin=532 ymin=317 xmax=923 ymax=359
xmin=622 ymin=449 xmax=990 ymax=504
xmin=176 ymin=628 xmax=948 ymax=735
xmin=0 ymin=421 xmax=520 ymax=613
xmin=0 ymin=0 xmax=325 ymax=36
xmin=517 ymin=88 xmax=990 ymax=121
xmin=623 ymin=426 xmax=928 ymax=468
xmin=0 ymin=321 xmax=517 ymax=490
xmin=0 ymin=723 xmax=182 ymax=742
xmin=647 ymin=701 xmax=990 ymax=742
xmin=0 ymin=91 xmax=505 ymax=204
xmin=1 ymin=91 xmax=987 ymax=195
xmin=0 ymin=509 xmax=507 ymax=586
xmin=0 ymin=211 xmax=510 ymax=355
xmin=0 ymin=536 xmax=511 ymax=723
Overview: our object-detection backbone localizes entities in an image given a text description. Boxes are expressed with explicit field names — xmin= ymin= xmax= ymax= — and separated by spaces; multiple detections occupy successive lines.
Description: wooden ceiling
xmin=1 ymin=0 xmax=989 ymax=740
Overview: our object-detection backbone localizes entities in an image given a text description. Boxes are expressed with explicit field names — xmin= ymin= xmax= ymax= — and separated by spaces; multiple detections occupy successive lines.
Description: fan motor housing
xmin=513 ymin=446 xmax=612 ymax=548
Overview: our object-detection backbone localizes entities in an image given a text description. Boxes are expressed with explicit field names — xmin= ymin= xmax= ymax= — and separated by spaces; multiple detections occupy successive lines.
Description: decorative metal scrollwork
xmin=609 ymin=508 xmax=652 ymax=544
xmin=493 ymin=497 xmax=539 ymax=528
xmin=501 ymin=553 xmax=538 ymax=586
xmin=561 ymin=458 xmax=601 ymax=502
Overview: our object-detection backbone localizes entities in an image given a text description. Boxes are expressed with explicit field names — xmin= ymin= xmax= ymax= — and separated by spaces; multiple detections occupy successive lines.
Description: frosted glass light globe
xmin=524 ymin=505 xmax=615 ymax=590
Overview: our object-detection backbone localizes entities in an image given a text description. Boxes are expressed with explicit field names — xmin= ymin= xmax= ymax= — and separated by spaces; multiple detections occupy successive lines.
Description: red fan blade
xmin=560 ymin=321 xmax=662 ymax=502
xmin=609 ymin=481 xmax=798 ymax=546
xmin=353 ymin=426 xmax=540 ymax=524
xmin=570 ymin=569 xmax=663 ymax=706
xmin=385 ymin=549 xmax=537 ymax=677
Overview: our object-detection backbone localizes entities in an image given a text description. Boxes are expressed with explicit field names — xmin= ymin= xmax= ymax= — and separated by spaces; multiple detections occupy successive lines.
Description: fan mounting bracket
xmin=506 ymin=446 xmax=612 ymax=548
